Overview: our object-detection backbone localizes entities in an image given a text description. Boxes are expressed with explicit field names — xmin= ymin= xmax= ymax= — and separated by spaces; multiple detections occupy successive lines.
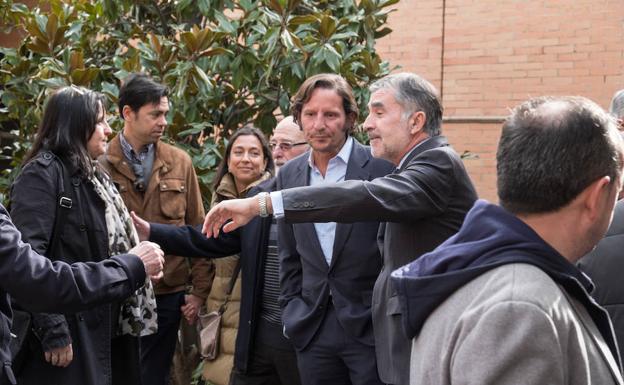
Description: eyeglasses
xmin=269 ymin=141 xmax=307 ymax=151
xmin=130 ymin=162 xmax=146 ymax=192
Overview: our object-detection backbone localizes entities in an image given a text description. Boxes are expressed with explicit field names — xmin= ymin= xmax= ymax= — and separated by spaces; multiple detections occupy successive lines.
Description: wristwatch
xmin=258 ymin=192 xmax=269 ymax=217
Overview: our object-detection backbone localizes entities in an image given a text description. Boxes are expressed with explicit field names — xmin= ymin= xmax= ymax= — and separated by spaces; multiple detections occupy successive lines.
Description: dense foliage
xmin=0 ymin=0 xmax=396 ymax=204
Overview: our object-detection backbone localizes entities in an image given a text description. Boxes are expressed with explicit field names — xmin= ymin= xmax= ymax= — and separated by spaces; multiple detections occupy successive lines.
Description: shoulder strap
xmin=226 ymin=258 xmax=242 ymax=296
xmin=47 ymin=154 xmax=74 ymax=258
xmin=218 ymin=258 xmax=242 ymax=314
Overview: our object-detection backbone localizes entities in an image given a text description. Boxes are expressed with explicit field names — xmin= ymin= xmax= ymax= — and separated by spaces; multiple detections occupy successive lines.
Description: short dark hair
xmin=118 ymin=73 xmax=168 ymax=118
xmin=213 ymin=125 xmax=275 ymax=190
xmin=369 ymin=72 xmax=443 ymax=136
xmin=26 ymin=86 xmax=106 ymax=174
xmin=497 ymin=96 xmax=623 ymax=214
xmin=290 ymin=73 xmax=358 ymax=134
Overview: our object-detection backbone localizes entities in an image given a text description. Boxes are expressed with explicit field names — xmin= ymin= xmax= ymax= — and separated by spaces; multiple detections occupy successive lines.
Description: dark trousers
xmin=140 ymin=291 xmax=185 ymax=385
xmin=296 ymin=304 xmax=383 ymax=385
xmin=230 ymin=318 xmax=301 ymax=385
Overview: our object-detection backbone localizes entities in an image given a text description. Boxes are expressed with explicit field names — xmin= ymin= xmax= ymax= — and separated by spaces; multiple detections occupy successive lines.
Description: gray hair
xmin=609 ymin=89 xmax=624 ymax=119
xmin=369 ymin=73 xmax=443 ymax=136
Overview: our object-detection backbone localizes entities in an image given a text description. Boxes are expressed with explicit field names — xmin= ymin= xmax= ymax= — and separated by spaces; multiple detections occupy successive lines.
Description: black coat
xmin=150 ymin=178 xmax=279 ymax=373
xmin=579 ymin=200 xmax=624 ymax=357
xmin=0 ymin=202 xmax=146 ymax=385
xmin=9 ymin=152 xmax=141 ymax=385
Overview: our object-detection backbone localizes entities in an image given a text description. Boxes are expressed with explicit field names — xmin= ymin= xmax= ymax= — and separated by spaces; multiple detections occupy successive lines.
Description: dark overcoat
xmin=0 ymin=202 xmax=146 ymax=385
xmin=150 ymin=178 xmax=277 ymax=374
xmin=9 ymin=152 xmax=141 ymax=385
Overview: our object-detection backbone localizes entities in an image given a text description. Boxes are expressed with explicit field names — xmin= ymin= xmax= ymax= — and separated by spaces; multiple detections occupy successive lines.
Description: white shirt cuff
xmin=270 ymin=191 xmax=285 ymax=218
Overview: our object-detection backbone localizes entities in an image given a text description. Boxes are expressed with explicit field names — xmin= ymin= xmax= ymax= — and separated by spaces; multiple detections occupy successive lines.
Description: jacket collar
xmin=212 ymin=171 xmax=273 ymax=204
xmin=398 ymin=135 xmax=449 ymax=172
xmin=106 ymin=135 xmax=175 ymax=182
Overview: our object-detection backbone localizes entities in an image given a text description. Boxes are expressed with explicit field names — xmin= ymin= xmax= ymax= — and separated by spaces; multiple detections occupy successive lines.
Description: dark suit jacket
xmin=280 ymin=136 xmax=478 ymax=384
xmin=579 ymin=200 xmax=624 ymax=357
xmin=277 ymin=139 xmax=394 ymax=352
xmin=149 ymin=178 xmax=281 ymax=374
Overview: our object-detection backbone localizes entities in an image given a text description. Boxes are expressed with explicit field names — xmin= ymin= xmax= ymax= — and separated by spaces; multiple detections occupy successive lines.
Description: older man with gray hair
xmin=202 ymin=72 xmax=478 ymax=384
xmin=579 ymin=89 xmax=624 ymax=357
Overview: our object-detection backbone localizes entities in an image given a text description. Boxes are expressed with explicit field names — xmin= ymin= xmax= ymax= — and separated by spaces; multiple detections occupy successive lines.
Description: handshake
xmin=129 ymin=241 xmax=165 ymax=281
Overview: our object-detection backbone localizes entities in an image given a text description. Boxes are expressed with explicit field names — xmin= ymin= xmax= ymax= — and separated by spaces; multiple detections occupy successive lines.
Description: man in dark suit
xmin=203 ymin=72 xmax=478 ymax=384
xmin=270 ymin=74 xmax=392 ymax=385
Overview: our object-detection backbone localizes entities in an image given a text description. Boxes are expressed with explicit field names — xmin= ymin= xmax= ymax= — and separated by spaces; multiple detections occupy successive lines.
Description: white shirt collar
xmin=307 ymin=136 xmax=354 ymax=170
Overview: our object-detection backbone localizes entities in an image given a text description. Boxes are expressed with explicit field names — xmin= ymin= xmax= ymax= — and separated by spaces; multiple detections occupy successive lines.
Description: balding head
xmin=270 ymin=116 xmax=309 ymax=169
xmin=497 ymin=96 xmax=623 ymax=215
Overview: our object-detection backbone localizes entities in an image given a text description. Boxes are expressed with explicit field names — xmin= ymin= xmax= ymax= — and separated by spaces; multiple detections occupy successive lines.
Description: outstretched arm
xmin=202 ymin=195 xmax=270 ymax=237
xmin=0 ymin=205 xmax=156 ymax=313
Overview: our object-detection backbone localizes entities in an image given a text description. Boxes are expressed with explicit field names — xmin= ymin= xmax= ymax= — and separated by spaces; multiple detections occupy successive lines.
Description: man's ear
xmin=583 ymin=176 xmax=613 ymax=220
xmin=346 ymin=112 xmax=357 ymax=133
xmin=409 ymin=111 xmax=426 ymax=135
xmin=122 ymin=105 xmax=134 ymax=121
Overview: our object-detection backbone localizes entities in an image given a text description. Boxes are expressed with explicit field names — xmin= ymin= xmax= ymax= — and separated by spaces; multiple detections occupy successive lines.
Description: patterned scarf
xmin=89 ymin=167 xmax=158 ymax=337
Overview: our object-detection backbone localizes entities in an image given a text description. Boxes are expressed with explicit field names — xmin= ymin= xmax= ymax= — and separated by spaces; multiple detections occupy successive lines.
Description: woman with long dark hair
xmin=201 ymin=125 xmax=274 ymax=385
xmin=9 ymin=86 xmax=152 ymax=385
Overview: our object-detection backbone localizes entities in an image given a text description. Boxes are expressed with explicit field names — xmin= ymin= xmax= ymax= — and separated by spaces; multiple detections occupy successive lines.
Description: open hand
xmin=202 ymin=197 xmax=258 ymax=237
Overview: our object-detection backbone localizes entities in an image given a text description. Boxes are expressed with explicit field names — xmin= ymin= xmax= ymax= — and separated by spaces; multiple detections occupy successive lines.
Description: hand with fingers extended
xmin=202 ymin=197 xmax=261 ymax=237
xmin=130 ymin=211 xmax=150 ymax=242
xmin=129 ymin=241 xmax=165 ymax=281
xmin=44 ymin=343 xmax=73 ymax=367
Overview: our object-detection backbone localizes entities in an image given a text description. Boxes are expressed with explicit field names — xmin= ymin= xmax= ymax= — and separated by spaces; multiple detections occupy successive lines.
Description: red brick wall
xmin=378 ymin=0 xmax=624 ymax=201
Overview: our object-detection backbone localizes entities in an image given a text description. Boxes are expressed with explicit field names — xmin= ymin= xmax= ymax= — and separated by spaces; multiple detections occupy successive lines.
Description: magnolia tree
xmin=0 ymin=0 xmax=397 ymax=204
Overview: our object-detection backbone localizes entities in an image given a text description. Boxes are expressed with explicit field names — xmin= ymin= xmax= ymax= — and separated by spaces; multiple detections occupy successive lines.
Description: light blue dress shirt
xmin=271 ymin=137 xmax=354 ymax=265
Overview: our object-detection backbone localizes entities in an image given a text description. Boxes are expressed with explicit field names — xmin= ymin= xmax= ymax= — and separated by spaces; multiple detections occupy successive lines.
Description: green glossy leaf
xmin=39 ymin=77 xmax=68 ymax=89
xmin=198 ymin=0 xmax=211 ymax=16
xmin=319 ymin=15 xmax=336 ymax=39
xmin=214 ymin=11 xmax=237 ymax=34
xmin=374 ymin=27 xmax=392 ymax=39
xmin=288 ymin=15 xmax=318 ymax=26
xmin=322 ymin=44 xmax=341 ymax=72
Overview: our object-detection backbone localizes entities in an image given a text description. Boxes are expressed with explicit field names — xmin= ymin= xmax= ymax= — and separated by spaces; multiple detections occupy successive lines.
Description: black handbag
xmin=7 ymin=153 xmax=73 ymax=372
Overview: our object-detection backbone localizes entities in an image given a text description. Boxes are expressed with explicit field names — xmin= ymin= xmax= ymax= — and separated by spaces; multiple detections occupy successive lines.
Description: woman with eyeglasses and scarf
xmin=9 ymin=86 xmax=155 ymax=385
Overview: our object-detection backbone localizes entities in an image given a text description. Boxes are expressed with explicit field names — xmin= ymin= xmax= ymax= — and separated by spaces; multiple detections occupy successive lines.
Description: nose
xmin=158 ymin=114 xmax=167 ymax=126
xmin=311 ymin=113 xmax=326 ymax=130
xmin=363 ymin=114 xmax=374 ymax=132
xmin=104 ymin=121 xmax=113 ymax=136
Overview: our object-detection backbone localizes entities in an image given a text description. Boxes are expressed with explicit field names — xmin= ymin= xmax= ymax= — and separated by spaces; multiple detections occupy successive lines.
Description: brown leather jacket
xmin=102 ymin=135 xmax=213 ymax=298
